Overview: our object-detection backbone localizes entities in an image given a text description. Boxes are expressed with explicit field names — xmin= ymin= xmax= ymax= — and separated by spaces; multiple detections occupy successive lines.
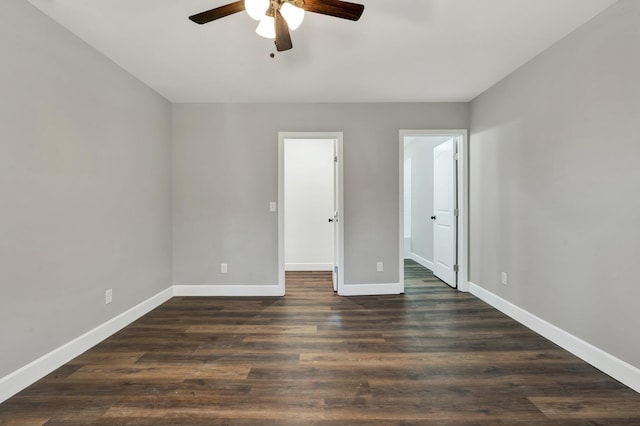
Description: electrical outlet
xmin=501 ymin=272 xmax=508 ymax=286
xmin=105 ymin=289 xmax=113 ymax=304
xmin=377 ymin=262 xmax=384 ymax=272
xmin=269 ymin=201 xmax=277 ymax=212
xmin=221 ymin=263 xmax=228 ymax=273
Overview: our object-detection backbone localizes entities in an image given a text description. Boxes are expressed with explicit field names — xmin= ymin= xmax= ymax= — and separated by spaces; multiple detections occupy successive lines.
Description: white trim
xmin=285 ymin=263 xmax=333 ymax=271
xmin=410 ymin=253 xmax=434 ymax=270
xmin=8 ymin=280 xmax=638 ymax=404
xmin=341 ymin=283 xmax=403 ymax=296
xmin=278 ymin=132 xmax=344 ymax=296
xmin=0 ymin=282 xmax=287 ymax=403
xmin=399 ymin=129 xmax=469 ymax=292
xmin=335 ymin=138 xmax=345 ymax=296
xmin=0 ymin=287 xmax=174 ymax=404
xmin=278 ymin=136 xmax=286 ymax=297
xmin=403 ymin=237 xmax=411 ymax=256
xmin=468 ymin=282 xmax=640 ymax=394
xmin=456 ymin=131 xmax=469 ymax=292
xmin=399 ymin=137 xmax=405 ymax=291
xmin=173 ymin=285 xmax=283 ymax=297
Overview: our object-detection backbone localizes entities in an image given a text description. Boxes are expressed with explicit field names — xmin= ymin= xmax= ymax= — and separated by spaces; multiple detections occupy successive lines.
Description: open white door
xmin=332 ymin=139 xmax=339 ymax=292
xmin=432 ymin=138 xmax=457 ymax=288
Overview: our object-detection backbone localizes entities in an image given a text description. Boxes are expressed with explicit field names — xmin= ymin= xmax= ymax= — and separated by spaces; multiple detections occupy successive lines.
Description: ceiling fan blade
xmin=275 ymin=10 xmax=293 ymax=52
xmin=189 ymin=1 xmax=245 ymax=24
xmin=302 ymin=0 xmax=364 ymax=21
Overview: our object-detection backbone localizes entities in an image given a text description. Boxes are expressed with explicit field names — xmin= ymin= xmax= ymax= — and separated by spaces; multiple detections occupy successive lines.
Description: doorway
xmin=399 ymin=130 xmax=468 ymax=292
xmin=278 ymin=132 xmax=344 ymax=295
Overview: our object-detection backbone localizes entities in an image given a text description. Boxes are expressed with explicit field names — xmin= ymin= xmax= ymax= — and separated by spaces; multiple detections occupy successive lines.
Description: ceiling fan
xmin=189 ymin=0 xmax=365 ymax=52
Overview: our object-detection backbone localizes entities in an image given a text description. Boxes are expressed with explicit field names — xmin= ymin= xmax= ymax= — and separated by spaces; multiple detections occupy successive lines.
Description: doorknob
xmin=430 ymin=216 xmax=436 ymax=220
xmin=328 ymin=218 xmax=334 ymax=223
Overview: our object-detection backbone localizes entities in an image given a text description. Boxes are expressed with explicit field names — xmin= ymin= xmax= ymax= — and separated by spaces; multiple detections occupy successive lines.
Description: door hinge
xmin=454 ymin=153 xmax=459 ymax=161
xmin=453 ymin=264 xmax=459 ymax=272
xmin=454 ymin=208 xmax=459 ymax=216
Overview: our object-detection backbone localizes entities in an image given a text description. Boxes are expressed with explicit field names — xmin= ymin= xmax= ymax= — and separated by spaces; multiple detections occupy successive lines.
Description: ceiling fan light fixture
xmin=188 ymin=0 xmax=365 ymax=53
xmin=256 ymin=15 xmax=276 ymax=39
xmin=245 ymin=0 xmax=269 ymax=20
xmin=280 ymin=2 xmax=305 ymax=31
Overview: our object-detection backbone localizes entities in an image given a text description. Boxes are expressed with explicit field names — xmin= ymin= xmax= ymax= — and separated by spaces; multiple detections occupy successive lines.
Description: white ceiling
xmin=26 ymin=0 xmax=616 ymax=103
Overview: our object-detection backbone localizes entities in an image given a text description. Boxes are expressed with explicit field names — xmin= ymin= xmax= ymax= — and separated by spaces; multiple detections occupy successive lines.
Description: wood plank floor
xmin=1 ymin=260 xmax=639 ymax=425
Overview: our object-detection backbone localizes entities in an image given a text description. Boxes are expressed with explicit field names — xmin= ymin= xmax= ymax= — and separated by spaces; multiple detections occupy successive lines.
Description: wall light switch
xmin=269 ymin=202 xmax=277 ymax=212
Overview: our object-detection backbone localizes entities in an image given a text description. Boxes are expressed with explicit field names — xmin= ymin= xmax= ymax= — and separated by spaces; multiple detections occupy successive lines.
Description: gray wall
xmin=0 ymin=0 xmax=172 ymax=378
xmin=469 ymin=0 xmax=640 ymax=367
xmin=172 ymin=103 xmax=468 ymax=287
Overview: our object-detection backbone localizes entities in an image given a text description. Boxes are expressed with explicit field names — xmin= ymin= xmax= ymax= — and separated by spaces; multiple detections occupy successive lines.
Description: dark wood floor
xmin=1 ymin=260 xmax=639 ymax=425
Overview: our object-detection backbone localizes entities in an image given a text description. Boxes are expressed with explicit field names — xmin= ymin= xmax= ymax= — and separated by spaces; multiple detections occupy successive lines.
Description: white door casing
xmin=332 ymin=139 xmax=339 ymax=291
xmin=432 ymin=138 xmax=457 ymax=288
xmin=399 ymin=129 xmax=468 ymax=293
xmin=278 ymin=132 xmax=344 ymax=295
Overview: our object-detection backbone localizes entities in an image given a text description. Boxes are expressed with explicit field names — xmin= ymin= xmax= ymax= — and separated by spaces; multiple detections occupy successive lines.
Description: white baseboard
xmin=410 ymin=253 xmax=434 ymax=270
xmin=285 ymin=263 xmax=333 ymax=271
xmin=340 ymin=282 xmax=403 ymax=296
xmin=18 ymin=279 xmax=634 ymax=406
xmin=173 ymin=285 xmax=284 ymax=297
xmin=0 ymin=287 xmax=174 ymax=404
xmin=468 ymin=281 xmax=640 ymax=394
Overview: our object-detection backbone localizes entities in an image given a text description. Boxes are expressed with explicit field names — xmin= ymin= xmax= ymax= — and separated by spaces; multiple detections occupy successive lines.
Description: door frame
xmin=399 ymin=129 xmax=469 ymax=292
xmin=278 ymin=132 xmax=344 ymax=295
